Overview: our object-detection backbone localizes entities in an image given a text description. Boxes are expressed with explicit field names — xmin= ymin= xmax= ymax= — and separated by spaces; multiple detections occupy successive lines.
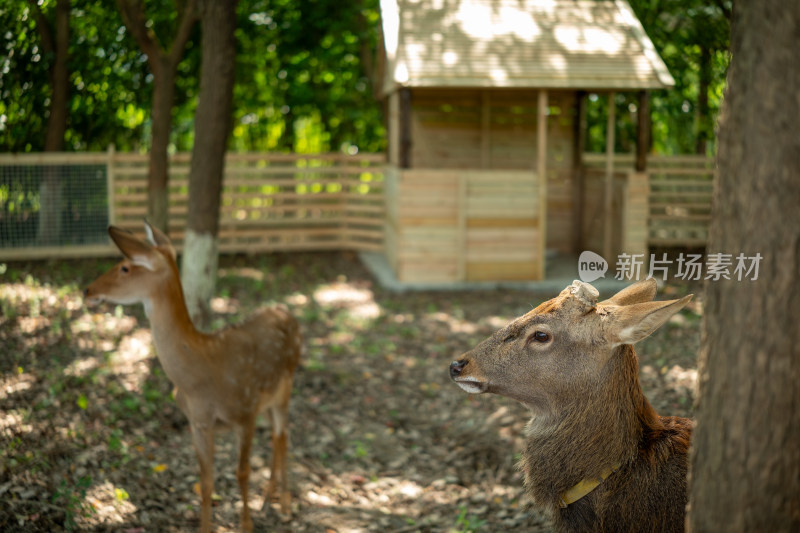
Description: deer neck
xmin=142 ymin=266 xmax=208 ymax=386
xmin=522 ymin=344 xmax=657 ymax=510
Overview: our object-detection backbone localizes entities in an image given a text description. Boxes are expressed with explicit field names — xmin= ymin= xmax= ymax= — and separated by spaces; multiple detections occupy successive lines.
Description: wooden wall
xmin=580 ymin=169 xmax=623 ymax=256
xmin=404 ymin=88 xmax=577 ymax=254
xmin=385 ymin=168 xmax=543 ymax=283
xmin=583 ymin=153 xmax=714 ymax=250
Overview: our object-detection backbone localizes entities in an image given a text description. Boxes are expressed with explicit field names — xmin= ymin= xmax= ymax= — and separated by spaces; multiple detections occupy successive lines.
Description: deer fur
xmin=450 ymin=279 xmax=693 ymax=533
xmin=84 ymin=223 xmax=302 ymax=533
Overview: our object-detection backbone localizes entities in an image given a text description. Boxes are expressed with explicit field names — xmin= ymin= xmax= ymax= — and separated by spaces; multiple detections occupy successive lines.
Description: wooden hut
xmin=378 ymin=0 xmax=674 ymax=283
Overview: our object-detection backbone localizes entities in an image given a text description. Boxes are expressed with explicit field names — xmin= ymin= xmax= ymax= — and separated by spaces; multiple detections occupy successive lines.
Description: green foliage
xmin=232 ymin=0 xmax=385 ymax=153
xmin=76 ymin=393 xmax=88 ymax=410
xmin=585 ymin=0 xmax=731 ymax=155
xmin=3 ymin=0 xmax=723 ymax=155
xmin=0 ymin=1 xmax=153 ymax=151
xmin=0 ymin=3 xmax=49 ymax=151
xmin=52 ymin=475 xmax=95 ymax=531
xmin=2 ymin=0 xmax=384 ymax=154
xmin=451 ymin=506 xmax=488 ymax=533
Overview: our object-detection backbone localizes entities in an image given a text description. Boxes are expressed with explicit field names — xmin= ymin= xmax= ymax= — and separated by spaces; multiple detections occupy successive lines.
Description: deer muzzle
xmin=449 ymin=358 xmax=487 ymax=394
xmin=83 ymin=287 xmax=102 ymax=306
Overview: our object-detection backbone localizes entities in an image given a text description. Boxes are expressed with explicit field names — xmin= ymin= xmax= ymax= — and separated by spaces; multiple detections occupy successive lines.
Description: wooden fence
xmin=1 ymin=150 xmax=714 ymax=262
xmin=582 ymin=153 xmax=715 ymax=249
xmin=646 ymin=155 xmax=714 ymax=247
xmin=385 ymin=167 xmax=544 ymax=283
xmin=0 ymin=150 xmax=385 ymax=260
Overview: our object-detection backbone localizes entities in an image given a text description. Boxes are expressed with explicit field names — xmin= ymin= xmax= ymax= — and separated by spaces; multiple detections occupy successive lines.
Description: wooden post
xmin=481 ymin=91 xmax=491 ymax=169
xmin=603 ymin=91 xmax=616 ymax=261
xmin=537 ymin=90 xmax=548 ymax=279
xmin=456 ymin=174 xmax=467 ymax=281
xmin=399 ymin=87 xmax=412 ymax=169
xmin=106 ymin=144 xmax=116 ymax=226
xmin=572 ymin=91 xmax=587 ymax=253
xmin=388 ymin=92 xmax=399 ymax=166
xmin=636 ymin=90 xmax=650 ymax=172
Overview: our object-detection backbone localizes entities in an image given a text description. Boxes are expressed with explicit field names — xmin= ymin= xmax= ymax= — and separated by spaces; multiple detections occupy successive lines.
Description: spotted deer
xmin=450 ymin=279 xmax=693 ymax=533
xmin=84 ymin=222 xmax=302 ymax=533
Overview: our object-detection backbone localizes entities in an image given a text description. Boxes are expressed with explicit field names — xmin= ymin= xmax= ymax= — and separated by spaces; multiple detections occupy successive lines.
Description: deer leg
xmin=236 ymin=418 xmax=256 ymax=532
xmin=260 ymin=408 xmax=278 ymax=510
xmin=272 ymin=417 xmax=290 ymax=515
xmin=190 ymin=424 xmax=215 ymax=533
xmin=272 ymin=384 xmax=292 ymax=515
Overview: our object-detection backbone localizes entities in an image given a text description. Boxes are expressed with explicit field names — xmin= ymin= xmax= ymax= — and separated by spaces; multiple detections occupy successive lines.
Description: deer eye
xmin=120 ymin=265 xmax=130 ymax=274
xmin=529 ymin=331 xmax=551 ymax=343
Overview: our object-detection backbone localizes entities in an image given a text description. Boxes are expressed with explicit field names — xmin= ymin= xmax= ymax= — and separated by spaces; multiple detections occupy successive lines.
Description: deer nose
xmin=449 ymin=359 xmax=468 ymax=379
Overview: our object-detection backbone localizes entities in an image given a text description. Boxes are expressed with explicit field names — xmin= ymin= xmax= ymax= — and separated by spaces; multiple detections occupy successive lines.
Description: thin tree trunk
xmin=181 ymin=0 xmax=239 ymax=328
xmin=687 ymin=1 xmax=800 ymax=531
xmin=281 ymin=108 xmax=295 ymax=150
xmin=42 ymin=0 xmax=69 ymax=153
xmin=695 ymin=45 xmax=711 ymax=155
xmin=148 ymin=59 xmax=176 ymax=233
xmin=31 ymin=0 xmax=69 ymax=244
xmin=117 ymin=0 xmax=197 ymax=235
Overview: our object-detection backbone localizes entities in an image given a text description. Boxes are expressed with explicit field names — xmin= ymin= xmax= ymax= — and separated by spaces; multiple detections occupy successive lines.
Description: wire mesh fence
xmin=0 ymin=160 xmax=109 ymax=252
xmin=0 ymin=150 xmax=386 ymax=260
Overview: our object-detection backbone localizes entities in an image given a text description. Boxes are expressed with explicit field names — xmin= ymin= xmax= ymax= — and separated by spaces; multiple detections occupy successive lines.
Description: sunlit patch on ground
xmin=82 ymin=480 xmax=138 ymax=528
xmin=1 ymin=371 xmax=35 ymax=401
xmin=313 ymin=280 xmax=381 ymax=320
xmin=110 ymin=329 xmax=154 ymax=392
xmin=211 ymin=296 xmax=240 ymax=314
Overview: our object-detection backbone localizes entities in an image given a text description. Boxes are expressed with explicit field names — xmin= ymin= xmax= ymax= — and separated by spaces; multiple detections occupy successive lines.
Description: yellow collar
xmin=559 ymin=464 xmax=620 ymax=508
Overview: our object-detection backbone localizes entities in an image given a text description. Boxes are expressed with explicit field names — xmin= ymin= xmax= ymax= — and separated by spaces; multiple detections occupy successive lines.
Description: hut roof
xmin=379 ymin=0 xmax=674 ymax=94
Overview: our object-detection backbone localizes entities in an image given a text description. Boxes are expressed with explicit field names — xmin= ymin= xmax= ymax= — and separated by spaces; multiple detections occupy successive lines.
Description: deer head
xmin=84 ymin=222 xmax=179 ymax=309
xmin=449 ymin=279 xmax=692 ymax=415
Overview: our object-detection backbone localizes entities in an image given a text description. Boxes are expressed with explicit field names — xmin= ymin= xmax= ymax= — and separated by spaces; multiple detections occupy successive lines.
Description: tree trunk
xmin=35 ymin=0 xmax=69 ymax=245
xmin=116 ymin=0 xmax=197 ymax=235
xmin=148 ymin=58 xmax=176 ymax=233
xmin=695 ymin=44 xmax=711 ymax=155
xmin=43 ymin=0 xmax=69 ymax=153
xmin=181 ymin=0 xmax=239 ymax=328
xmin=687 ymin=1 xmax=800 ymax=531
xmin=281 ymin=108 xmax=295 ymax=150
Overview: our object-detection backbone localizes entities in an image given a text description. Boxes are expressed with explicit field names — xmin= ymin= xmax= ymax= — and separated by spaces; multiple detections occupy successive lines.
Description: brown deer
xmin=84 ymin=222 xmax=302 ymax=533
xmin=450 ymin=279 xmax=693 ymax=533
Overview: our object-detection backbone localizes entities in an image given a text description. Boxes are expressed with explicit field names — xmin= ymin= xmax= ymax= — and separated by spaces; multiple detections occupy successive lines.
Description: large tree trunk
xmin=687 ymin=1 xmax=800 ymax=531
xmin=117 ymin=0 xmax=197 ymax=234
xmin=32 ymin=0 xmax=69 ymax=244
xmin=181 ymin=0 xmax=238 ymax=328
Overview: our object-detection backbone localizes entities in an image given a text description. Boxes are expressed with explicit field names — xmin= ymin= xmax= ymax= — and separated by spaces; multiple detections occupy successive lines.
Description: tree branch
xmin=116 ymin=0 xmax=161 ymax=68
xmin=167 ymin=0 xmax=198 ymax=67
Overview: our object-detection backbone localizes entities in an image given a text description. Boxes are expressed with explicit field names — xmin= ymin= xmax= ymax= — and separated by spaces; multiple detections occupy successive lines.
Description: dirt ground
xmin=0 ymin=251 xmax=701 ymax=532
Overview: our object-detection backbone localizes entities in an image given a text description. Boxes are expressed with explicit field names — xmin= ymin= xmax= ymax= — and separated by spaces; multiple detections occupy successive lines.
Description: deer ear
xmin=601 ymin=278 xmax=658 ymax=306
xmin=606 ymin=294 xmax=693 ymax=346
xmin=108 ymin=226 xmax=158 ymax=270
xmin=143 ymin=220 xmax=176 ymax=261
